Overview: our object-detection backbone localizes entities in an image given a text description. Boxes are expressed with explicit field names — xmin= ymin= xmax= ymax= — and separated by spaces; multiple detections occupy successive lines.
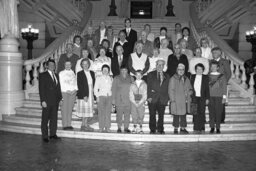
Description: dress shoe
xmin=180 ymin=128 xmax=189 ymax=134
xmin=150 ymin=131 xmax=156 ymax=134
xmin=43 ymin=138 xmax=49 ymax=143
xmin=49 ymin=135 xmax=61 ymax=140
xmin=124 ymin=129 xmax=131 ymax=133
xmin=216 ymin=129 xmax=221 ymax=134
xmin=210 ymin=128 xmax=215 ymax=134
xmin=158 ymin=131 xmax=165 ymax=134
xmin=117 ymin=128 xmax=122 ymax=133
xmin=174 ymin=128 xmax=178 ymax=134
xmin=67 ymin=126 xmax=74 ymax=130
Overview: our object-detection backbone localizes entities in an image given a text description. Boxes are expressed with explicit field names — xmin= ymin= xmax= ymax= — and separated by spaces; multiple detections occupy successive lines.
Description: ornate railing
xmin=23 ymin=1 xmax=92 ymax=98
xmin=190 ymin=1 xmax=255 ymax=104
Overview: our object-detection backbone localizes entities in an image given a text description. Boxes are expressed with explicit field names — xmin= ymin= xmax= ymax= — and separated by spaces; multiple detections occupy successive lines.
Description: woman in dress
xmin=200 ymin=37 xmax=212 ymax=60
xmin=94 ymin=64 xmax=113 ymax=132
xmin=75 ymin=48 xmax=93 ymax=74
xmin=76 ymin=58 xmax=95 ymax=131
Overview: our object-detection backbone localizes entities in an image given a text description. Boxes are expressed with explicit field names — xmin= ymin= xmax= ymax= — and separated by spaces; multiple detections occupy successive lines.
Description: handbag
xmin=134 ymin=94 xmax=142 ymax=101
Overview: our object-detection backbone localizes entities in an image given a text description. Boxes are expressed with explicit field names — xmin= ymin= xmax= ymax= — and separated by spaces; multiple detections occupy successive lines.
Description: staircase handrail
xmin=23 ymin=1 xmax=92 ymax=98
xmin=190 ymin=1 xmax=255 ymax=104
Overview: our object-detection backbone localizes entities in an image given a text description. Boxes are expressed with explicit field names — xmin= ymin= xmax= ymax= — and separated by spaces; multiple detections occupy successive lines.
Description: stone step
xmin=15 ymin=107 xmax=256 ymax=122
xmin=21 ymin=100 xmax=256 ymax=113
xmin=3 ymin=115 xmax=256 ymax=132
xmin=1 ymin=121 xmax=256 ymax=142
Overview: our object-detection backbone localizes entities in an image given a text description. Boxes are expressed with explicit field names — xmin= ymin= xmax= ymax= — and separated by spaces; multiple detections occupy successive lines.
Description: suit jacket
xmin=121 ymin=28 xmax=137 ymax=55
xmin=113 ymin=41 xmax=130 ymax=66
xmin=39 ymin=71 xmax=62 ymax=106
xmin=147 ymin=70 xmax=170 ymax=105
xmin=210 ymin=58 xmax=231 ymax=82
xmin=111 ymin=54 xmax=127 ymax=77
xmin=77 ymin=70 xmax=95 ymax=99
xmin=190 ymin=74 xmax=210 ymax=99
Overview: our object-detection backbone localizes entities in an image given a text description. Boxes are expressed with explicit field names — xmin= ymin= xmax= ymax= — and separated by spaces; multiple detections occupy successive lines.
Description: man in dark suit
xmin=210 ymin=47 xmax=231 ymax=123
xmin=121 ymin=18 xmax=137 ymax=56
xmin=112 ymin=45 xmax=127 ymax=77
xmin=39 ymin=59 xmax=62 ymax=143
xmin=147 ymin=58 xmax=170 ymax=134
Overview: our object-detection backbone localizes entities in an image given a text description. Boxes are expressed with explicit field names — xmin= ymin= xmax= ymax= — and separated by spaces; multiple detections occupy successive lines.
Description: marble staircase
xmin=0 ymin=91 xmax=256 ymax=142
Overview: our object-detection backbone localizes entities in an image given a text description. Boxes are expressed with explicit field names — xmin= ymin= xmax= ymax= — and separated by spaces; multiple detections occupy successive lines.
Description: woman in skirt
xmin=77 ymin=58 xmax=95 ymax=131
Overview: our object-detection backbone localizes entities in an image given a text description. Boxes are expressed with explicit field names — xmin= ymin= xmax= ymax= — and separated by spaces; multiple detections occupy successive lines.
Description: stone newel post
xmin=0 ymin=0 xmax=24 ymax=120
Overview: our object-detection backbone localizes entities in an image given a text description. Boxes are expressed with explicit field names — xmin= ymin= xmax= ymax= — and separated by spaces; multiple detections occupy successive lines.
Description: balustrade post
xmin=166 ymin=0 xmax=175 ymax=16
xmin=108 ymin=0 xmax=117 ymax=16
xmin=25 ymin=64 xmax=32 ymax=90
xmin=241 ymin=66 xmax=247 ymax=89
xmin=248 ymin=72 xmax=255 ymax=95
xmin=230 ymin=60 xmax=235 ymax=79
xmin=235 ymin=64 xmax=241 ymax=83
xmin=39 ymin=61 xmax=45 ymax=73
xmin=32 ymin=63 xmax=39 ymax=86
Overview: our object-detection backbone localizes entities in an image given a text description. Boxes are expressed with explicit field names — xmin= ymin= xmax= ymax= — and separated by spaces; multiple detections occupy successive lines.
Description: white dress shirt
xmin=48 ymin=70 xmax=58 ymax=84
xmin=194 ymin=74 xmax=202 ymax=97
xmin=100 ymin=28 xmax=107 ymax=44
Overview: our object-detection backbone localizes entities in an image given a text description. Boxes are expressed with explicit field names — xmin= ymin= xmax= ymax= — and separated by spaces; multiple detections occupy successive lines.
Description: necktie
xmin=127 ymin=29 xmax=130 ymax=37
xmin=51 ymin=71 xmax=57 ymax=85
xmin=159 ymin=72 xmax=163 ymax=86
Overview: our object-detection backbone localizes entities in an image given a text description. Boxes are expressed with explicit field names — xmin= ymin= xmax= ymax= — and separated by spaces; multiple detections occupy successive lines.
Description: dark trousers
xmin=41 ymin=105 xmax=58 ymax=139
xmin=209 ymin=97 xmax=223 ymax=129
xmin=149 ymin=99 xmax=166 ymax=132
xmin=173 ymin=115 xmax=187 ymax=128
xmin=193 ymin=97 xmax=206 ymax=131
xmin=221 ymin=105 xmax=226 ymax=122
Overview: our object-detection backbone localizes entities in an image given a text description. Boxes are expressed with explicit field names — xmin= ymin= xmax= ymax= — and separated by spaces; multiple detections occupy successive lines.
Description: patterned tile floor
xmin=0 ymin=131 xmax=255 ymax=171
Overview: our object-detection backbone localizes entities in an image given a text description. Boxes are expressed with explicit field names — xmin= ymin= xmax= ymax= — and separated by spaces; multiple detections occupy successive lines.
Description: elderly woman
xmin=179 ymin=39 xmax=193 ymax=62
xmin=190 ymin=63 xmax=210 ymax=133
xmin=200 ymin=37 xmax=212 ymax=60
xmin=93 ymin=46 xmax=112 ymax=77
xmin=59 ymin=60 xmax=78 ymax=130
xmin=159 ymin=38 xmax=173 ymax=66
xmin=189 ymin=47 xmax=209 ymax=75
xmin=144 ymin=24 xmax=155 ymax=42
xmin=168 ymin=63 xmax=193 ymax=134
xmin=57 ymin=43 xmax=79 ymax=73
xmin=101 ymin=39 xmax=112 ymax=58
xmin=86 ymin=39 xmax=98 ymax=61
xmin=128 ymin=41 xmax=150 ymax=81
xmin=77 ymin=58 xmax=95 ymax=132
xmin=136 ymin=30 xmax=153 ymax=57
xmin=106 ymin=26 xmax=117 ymax=51
xmin=154 ymin=27 xmax=173 ymax=50
xmin=75 ymin=48 xmax=93 ymax=74
xmin=167 ymin=44 xmax=189 ymax=78
xmin=73 ymin=35 xmax=83 ymax=58
xmin=94 ymin=64 xmax=113 ymax=132
xmin=112 ymin=65 xmax=133 ymax=133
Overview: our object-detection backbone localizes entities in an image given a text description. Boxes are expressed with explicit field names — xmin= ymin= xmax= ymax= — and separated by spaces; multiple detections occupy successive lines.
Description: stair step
xmin=15 ymin=106 xmax=256 ymax=120
xmin=21 ymin=99 xmax=256 ymax=113
xmin=3 ymin=115 xmax=256 ymax=132
xmin=15 ymin=107 xmax=256 ymax=122
xmin=1 ymin=121 xmax=256 ymax=142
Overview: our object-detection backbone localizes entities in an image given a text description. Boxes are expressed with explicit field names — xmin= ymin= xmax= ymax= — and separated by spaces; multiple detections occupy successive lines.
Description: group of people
xmin=39 ymin=18 xmax=231 ymax=142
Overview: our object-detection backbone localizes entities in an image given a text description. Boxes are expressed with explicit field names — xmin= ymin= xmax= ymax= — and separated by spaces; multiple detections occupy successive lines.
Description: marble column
xmin=0 ymin=0 xmax=24 ymax=120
